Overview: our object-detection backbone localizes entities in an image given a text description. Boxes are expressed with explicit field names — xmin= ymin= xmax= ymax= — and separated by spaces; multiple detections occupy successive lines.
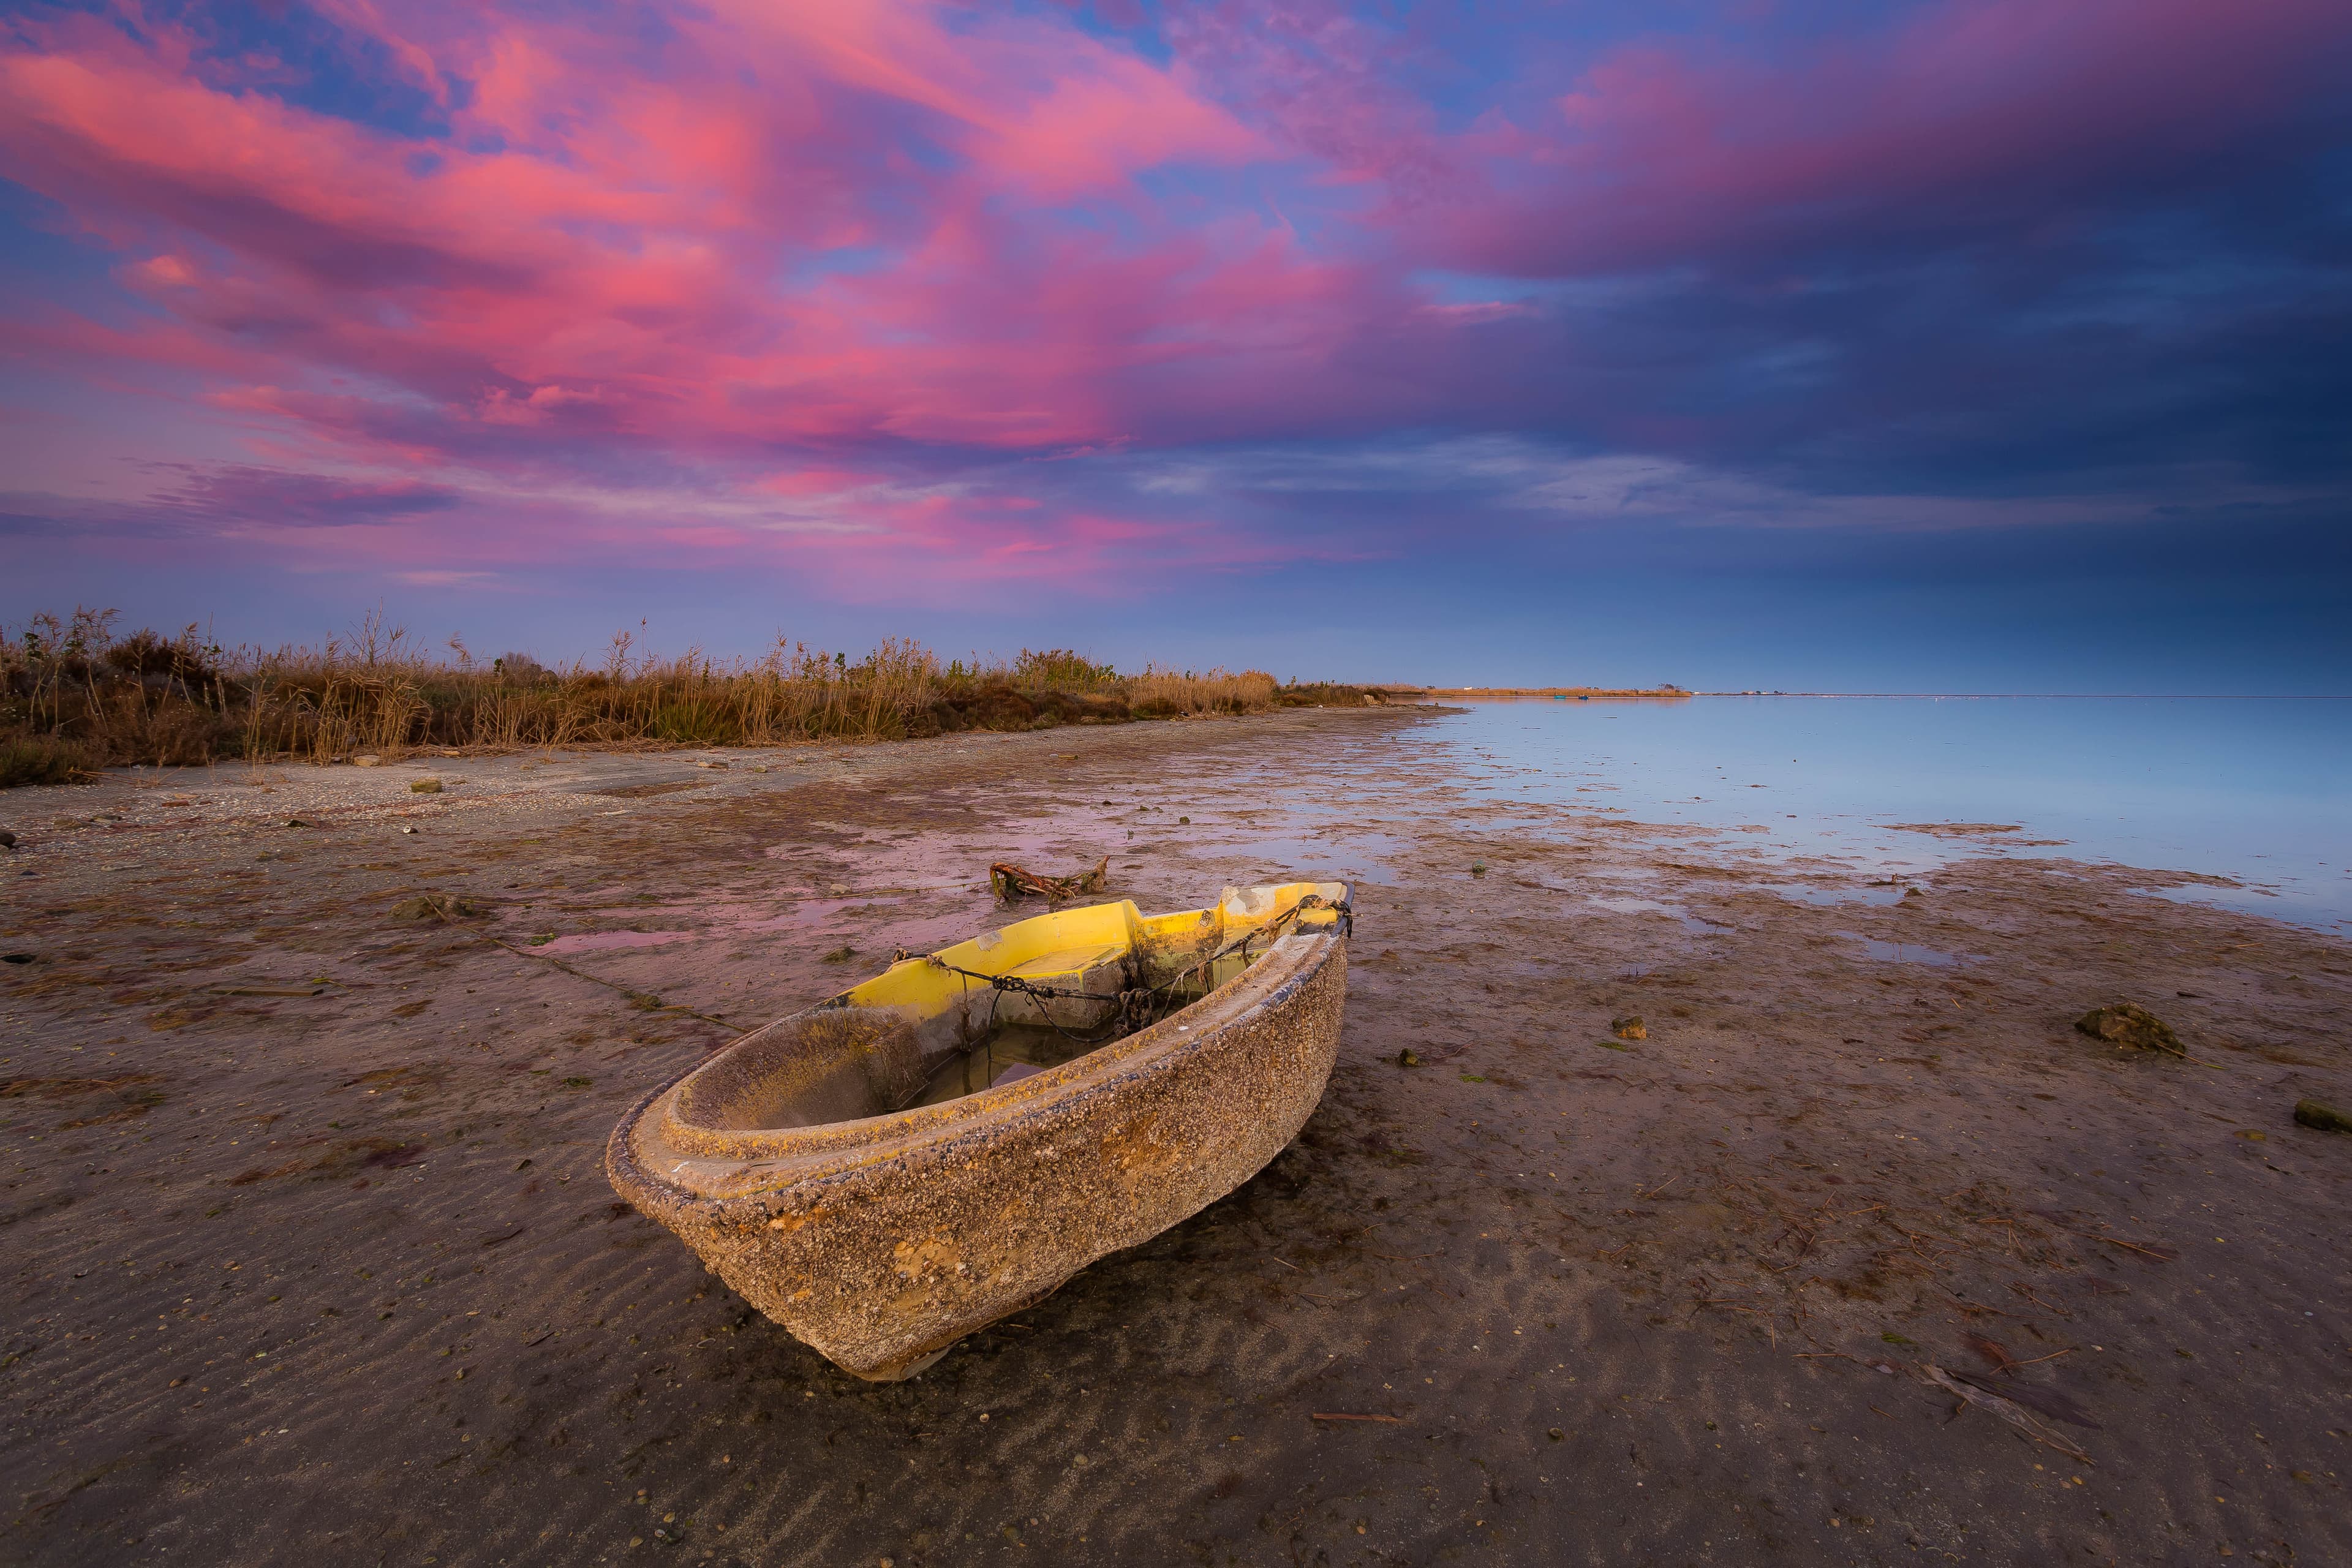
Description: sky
xmin=2 ymin=0 xmax=2348 ymax=691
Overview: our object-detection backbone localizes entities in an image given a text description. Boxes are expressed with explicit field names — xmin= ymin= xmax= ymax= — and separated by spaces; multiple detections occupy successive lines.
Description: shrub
xmin=0 ymin=736 xmax=96 ymax=788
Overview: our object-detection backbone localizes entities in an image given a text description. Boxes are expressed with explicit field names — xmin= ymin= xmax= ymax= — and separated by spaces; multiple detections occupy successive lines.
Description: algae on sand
xmin=2075 ymin=1003 xmax=2182 ymax=1056
xmin=390 ymin=892 xmax=488 ymax=924
xmin=2295 ymin=1099 xmax=2352 ymax=1134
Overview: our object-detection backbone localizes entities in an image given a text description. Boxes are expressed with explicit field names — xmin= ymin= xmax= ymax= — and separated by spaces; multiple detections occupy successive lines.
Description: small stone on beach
xmin=411 ymin=778 xmax=443 ymax=794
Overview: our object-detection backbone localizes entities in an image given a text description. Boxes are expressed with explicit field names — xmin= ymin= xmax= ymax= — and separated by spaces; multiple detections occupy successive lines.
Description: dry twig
xmin=1917 ymin=1365 xmax=2095 ymax=1464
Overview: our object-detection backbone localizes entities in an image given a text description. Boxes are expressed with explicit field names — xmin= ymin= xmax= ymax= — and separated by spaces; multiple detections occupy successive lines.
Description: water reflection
xmin=1839 ymin=933 xmax=1975 ymax=967
xmin=1584 ymin=894 xmax=1735 ymax=935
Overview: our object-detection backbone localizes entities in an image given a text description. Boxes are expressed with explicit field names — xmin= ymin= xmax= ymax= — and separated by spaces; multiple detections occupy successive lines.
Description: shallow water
xmin=1582 ymin=893 xmax=1734 ymax=936
xmin=1840 ymin=933 xmax=1977 ymax=967
xmin=1417 ymin=697 xmax=2352 ymax=934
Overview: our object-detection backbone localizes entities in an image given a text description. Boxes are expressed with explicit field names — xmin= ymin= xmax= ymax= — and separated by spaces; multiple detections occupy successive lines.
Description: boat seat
xmin=1001 ymin=943 xmax=1123 ymax=982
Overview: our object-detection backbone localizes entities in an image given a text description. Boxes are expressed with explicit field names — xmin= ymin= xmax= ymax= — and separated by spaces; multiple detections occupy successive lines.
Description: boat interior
xmin=668 ymin=881 xmax=1347 ymax=1134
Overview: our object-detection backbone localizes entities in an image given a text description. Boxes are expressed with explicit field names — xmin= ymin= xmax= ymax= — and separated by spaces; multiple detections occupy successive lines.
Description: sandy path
xmin=2 ymin=707 xmax=2348 ymax=1566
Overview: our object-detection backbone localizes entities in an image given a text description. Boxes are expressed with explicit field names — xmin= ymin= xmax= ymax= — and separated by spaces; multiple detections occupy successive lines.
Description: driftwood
xmin=1917 ymin=1363 xmax=2096 ymax=1464
xmin=989 ymin=857 xmax=1109 ymax=903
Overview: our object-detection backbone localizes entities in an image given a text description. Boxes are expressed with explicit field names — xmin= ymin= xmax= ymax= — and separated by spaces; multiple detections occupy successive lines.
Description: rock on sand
xmin=2075 ymin=1001 xmax=2184 ymax=1055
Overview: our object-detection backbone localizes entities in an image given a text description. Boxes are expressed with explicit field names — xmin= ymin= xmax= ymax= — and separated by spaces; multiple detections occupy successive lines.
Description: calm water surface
xmin=1419 ymin=697 xmax=2352 ymax=934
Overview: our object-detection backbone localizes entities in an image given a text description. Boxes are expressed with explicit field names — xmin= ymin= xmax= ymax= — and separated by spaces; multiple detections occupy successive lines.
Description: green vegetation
xmin=2 ymin=607 xmax=1390 ymax=785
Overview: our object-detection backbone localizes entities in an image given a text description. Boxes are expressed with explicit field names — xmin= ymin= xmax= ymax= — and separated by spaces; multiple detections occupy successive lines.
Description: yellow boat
xmin=606 ymin=880 xmax=1351 ymax=1380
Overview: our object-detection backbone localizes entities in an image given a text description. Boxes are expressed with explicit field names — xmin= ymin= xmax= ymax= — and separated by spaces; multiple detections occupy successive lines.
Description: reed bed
xmin=2 ymin=608 xmax=1365 ymax=785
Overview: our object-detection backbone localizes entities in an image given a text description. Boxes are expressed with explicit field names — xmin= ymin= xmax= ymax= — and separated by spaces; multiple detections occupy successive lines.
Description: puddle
xmin=1586 ymin=894 xmax=1732 ymax=936
xmin=2126 ymin=881 xmax=2349 ymax=937
xmin=1757 ymin=882 xmax=1910 ymax=908
xmin=1839 ymin=932 xmax=1974 ymax=967
xmin=1586 ymin=894 xmax=1676 ymax=914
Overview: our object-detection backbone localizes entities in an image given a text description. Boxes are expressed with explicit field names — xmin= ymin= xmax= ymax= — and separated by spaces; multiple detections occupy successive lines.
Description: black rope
xmin=889 ymin=894 xmax=1357 ymax=1099
xmin=1131 ymin=892 xmax=1352 ymax=1001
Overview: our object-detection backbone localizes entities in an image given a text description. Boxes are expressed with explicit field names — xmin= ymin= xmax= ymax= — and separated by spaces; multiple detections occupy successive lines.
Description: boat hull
xmin=606 ymin=918 xmax=1347 ymax=1380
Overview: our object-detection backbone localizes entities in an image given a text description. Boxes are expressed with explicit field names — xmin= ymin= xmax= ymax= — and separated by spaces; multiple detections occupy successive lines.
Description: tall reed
xmin=2 ymin=608 xmax=1334 ymax=783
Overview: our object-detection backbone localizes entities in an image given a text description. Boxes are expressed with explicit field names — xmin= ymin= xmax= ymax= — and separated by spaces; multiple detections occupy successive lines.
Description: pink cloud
xmin=0 ymin=0 xmax=1333 ymax=478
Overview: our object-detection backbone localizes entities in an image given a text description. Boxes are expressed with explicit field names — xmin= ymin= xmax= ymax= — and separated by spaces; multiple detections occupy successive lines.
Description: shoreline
xmin=3 ymin=704 xmax=2346 ymax=1566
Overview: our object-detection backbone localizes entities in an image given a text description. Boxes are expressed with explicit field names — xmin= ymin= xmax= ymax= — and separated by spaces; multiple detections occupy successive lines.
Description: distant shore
xmin=1378 ymin=684 xmax=1690 ymax=701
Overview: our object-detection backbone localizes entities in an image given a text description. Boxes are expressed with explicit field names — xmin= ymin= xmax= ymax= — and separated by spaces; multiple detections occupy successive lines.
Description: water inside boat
xmin=900 ymin=946 xmax=1259 ymax=1110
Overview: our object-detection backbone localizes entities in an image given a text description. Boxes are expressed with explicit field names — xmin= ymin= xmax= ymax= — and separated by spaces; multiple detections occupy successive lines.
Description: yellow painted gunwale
xmin=824 ymin=878 xmax=1347 ymax=1023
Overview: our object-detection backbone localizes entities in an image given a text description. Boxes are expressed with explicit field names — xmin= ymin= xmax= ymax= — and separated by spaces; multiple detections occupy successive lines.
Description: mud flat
xmin=2 ymin=707 xmax=2348 ymax=1565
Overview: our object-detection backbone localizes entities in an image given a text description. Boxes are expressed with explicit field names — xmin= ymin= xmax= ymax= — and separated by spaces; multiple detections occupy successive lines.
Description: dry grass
xmin=1 ymin=609 xmax=1344 ymax=784
xmin=0 ymin=736 xmax=96 ymax=789
xmin=1125 ymin=666 xmax=1278 ymax=717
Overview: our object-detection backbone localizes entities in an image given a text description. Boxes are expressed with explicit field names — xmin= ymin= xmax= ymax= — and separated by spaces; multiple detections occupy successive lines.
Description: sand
xmin=2 ymin=707 xmax=2347 ymax=1566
